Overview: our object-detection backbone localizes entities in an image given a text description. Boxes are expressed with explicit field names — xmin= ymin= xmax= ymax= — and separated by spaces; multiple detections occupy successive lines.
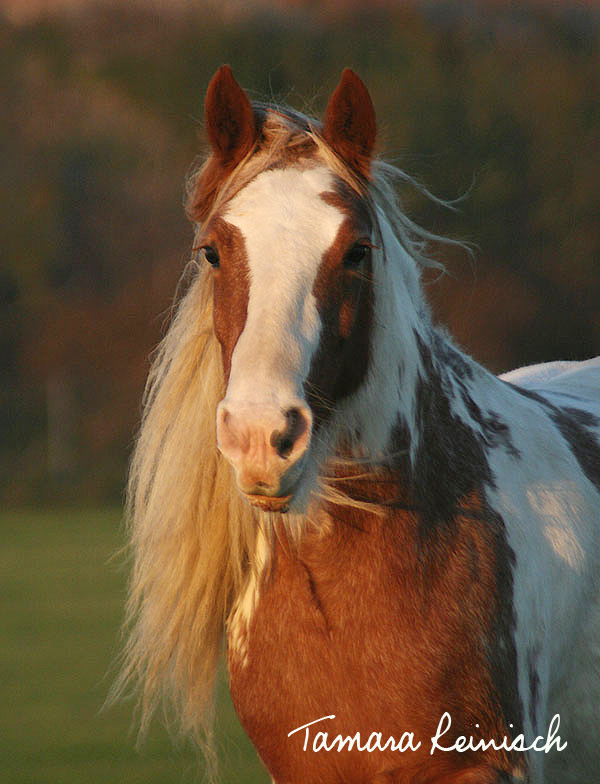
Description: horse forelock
xmin=186 ymin=105 xmax=371 ymax=227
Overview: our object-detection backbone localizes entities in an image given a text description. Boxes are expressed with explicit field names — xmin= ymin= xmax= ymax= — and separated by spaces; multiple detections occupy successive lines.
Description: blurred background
xmin=1 ymin=0 xmax=598 ymax=781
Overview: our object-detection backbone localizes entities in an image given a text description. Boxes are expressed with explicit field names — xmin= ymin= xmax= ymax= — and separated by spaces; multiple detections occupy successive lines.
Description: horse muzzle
xmin=216 ymin=399 xmax=312 ymax=511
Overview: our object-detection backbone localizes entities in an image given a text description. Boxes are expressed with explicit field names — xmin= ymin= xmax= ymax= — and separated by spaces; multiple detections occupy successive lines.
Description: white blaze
xmin=222 ymin=166 xmax=345 ymax=407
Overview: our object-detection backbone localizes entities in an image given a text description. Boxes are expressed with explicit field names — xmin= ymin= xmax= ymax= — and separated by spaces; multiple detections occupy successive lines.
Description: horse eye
xmin=343 ymin=243 xmax=370 ymax=270
xmin=201 ymin=245 xmax=220 ymax=268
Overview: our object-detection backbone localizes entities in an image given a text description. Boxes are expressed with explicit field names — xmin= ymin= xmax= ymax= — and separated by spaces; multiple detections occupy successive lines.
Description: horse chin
xmin=237 ymin=453 xmax=312 ymax=514
xmin=244 ymin=492 xmax=294 ymax=513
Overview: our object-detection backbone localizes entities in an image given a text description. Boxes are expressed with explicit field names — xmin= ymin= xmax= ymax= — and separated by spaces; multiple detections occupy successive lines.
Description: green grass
xmin=0 ymin=508 xmax=269 ymax=783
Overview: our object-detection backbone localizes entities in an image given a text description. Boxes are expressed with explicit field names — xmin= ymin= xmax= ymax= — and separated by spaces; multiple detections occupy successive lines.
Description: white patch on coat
xmin=481 ymin=362 xmax=600 ymax=784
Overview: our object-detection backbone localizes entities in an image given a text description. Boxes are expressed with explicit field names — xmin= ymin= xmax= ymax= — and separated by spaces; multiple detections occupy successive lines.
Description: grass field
xmin=0 ymin=508 xmax=269 ymax=784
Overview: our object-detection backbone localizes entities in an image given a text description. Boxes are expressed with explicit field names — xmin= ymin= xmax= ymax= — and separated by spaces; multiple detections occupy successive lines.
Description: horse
xmin=117 ymin=66 xmax=600 ymax=783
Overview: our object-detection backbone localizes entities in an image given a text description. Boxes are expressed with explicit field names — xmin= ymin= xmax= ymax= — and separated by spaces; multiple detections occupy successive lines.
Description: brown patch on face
xmin=320 ymin=179 xmax=373 ymax=231
xmin=228 ymin=479 xmax=524 ymax=784
xmin=200 ymin=217 xmax=250 ymax=381
xmin=306 ymin=183 xmax=374 ymax=427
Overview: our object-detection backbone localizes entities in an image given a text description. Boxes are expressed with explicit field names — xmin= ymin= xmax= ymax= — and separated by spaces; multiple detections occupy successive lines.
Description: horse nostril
xmin=270 ymin=431 xmax=294 ymax=459
xmin=270 ymin=407 xmax=308 ymax=459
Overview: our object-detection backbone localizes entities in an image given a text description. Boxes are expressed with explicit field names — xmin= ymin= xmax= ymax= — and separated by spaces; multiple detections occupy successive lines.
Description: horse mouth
xmin=239 ymin=454 xmax=307 ymax=513
xmin=244 ymin=492 xmax=293 ymax=513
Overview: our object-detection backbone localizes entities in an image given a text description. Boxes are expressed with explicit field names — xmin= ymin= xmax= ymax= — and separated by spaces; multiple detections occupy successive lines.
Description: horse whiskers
xmin=304 ymin=384 xmax=336 ymax=415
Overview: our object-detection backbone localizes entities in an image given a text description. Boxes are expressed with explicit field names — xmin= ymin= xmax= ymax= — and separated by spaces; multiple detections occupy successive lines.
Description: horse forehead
xmin=223 ymin=166 xmax=346 ymax=272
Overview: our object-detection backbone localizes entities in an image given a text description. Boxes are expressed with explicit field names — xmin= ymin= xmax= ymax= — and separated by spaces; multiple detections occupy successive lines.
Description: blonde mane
xmin=113 ymin=107 xmax=452 ymax=764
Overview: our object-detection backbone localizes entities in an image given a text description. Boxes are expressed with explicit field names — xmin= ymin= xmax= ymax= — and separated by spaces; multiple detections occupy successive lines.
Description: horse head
xmin=194 ymin=66 xmax=378 ymax=511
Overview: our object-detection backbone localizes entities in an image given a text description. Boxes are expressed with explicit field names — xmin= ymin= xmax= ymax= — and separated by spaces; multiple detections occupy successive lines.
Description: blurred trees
xmin=1 ymin=2 xmax=598 ymax=504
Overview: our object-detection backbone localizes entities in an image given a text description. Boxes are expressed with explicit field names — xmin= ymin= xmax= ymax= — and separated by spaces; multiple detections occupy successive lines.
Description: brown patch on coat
xmin=305 ymin=185 xmax=374 ymax=427
xmin=199 ymin=217 xmax=250 ymax=381
xmin=228 ymin=473 xmax=524 ymax=784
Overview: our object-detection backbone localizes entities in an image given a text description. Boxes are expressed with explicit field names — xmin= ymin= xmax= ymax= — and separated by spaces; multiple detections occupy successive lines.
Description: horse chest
xmin=227 ymin=510 xmax=518 ymax=783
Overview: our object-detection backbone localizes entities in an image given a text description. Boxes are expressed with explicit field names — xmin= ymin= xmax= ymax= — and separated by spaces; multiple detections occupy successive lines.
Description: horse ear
xmin=205 ymin=65 xmax=257 ymax=166
xmin=322 ymin=69 xmax=376 ymax=178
